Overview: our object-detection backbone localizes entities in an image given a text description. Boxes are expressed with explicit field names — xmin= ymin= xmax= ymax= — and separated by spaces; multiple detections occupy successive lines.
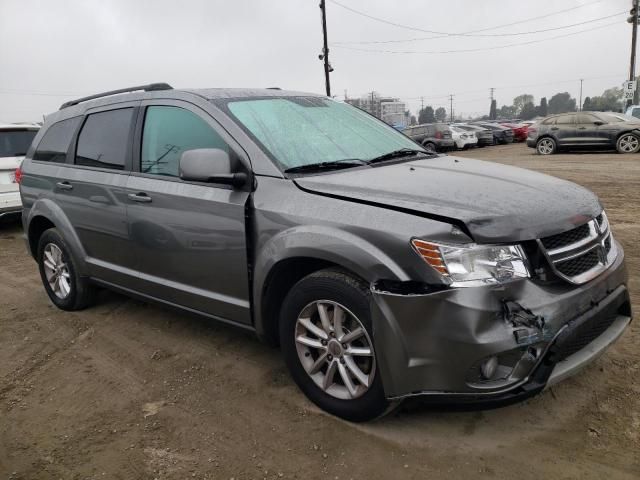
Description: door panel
xmin=55 ymin=105 xmax=138 ymax=285
xmin=576 ymin=114 xmax=606 ymax=144
xmin=126 ymin=176 xmax=251 ymax=323
xmin=126 ymin=102 xmax=252 ymax=325
xmin=550 ymin=114 xmax=577 ymax=145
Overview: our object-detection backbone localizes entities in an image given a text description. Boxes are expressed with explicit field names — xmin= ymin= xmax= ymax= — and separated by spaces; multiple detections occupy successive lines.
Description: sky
xmin=0 ymin=0 xmax=634 ymax=122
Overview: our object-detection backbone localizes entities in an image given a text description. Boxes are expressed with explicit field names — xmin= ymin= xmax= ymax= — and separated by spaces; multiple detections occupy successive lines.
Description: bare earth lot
xmin=0 ymin=143 xmax=638 ymax=479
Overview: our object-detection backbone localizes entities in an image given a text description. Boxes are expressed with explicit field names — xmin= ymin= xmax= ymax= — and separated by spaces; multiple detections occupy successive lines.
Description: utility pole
xmin=490 ymin=88 xmax=495 ymax=102
xmin=628 ymin=0 xmax=639 ymax=108
xmin=319 ymin=0 xmax=331 ymax=97
xmin=420 ymin=96 xmax=424 ymax=112
xmin=579 ymin=79 xmax=584 ymax=111
xmin=449 ymin=94 xmax=454 ymax=122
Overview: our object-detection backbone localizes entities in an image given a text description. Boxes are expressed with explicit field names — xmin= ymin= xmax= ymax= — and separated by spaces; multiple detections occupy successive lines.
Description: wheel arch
xmin=25 ymin=198 xmax=89 ymax=275
xmin=252 ymin=226 xmax=409 ymax=346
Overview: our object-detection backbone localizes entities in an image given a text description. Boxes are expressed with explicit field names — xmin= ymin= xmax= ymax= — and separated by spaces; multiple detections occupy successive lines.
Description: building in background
xmin=346 ymin=92 xmax=407 ymax=128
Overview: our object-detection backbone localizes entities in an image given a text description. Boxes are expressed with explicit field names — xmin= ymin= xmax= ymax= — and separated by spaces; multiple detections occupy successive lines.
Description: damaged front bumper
xmin=371 ymin=242 xmax=631 ymax=405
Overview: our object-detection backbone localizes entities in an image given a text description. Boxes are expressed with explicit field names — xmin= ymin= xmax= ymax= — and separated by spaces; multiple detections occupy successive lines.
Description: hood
xmin=294 ymin=156 xmax=601 ymax=243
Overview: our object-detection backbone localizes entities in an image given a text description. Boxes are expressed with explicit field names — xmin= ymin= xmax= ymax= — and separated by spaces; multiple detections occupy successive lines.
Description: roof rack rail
xmin=59 ymin=82 xmax=173 ymax=110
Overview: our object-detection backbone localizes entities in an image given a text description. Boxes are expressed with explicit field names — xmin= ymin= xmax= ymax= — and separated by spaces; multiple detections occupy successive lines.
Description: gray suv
xmin=19 ymin=84 xmax=632 ymax=421
xmin=403 ymin=123 xmax=455 ymax=152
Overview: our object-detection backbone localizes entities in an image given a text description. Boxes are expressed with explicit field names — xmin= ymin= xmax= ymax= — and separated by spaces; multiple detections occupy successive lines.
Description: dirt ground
xmin=0 ymin=143 xmax=638 ymax=479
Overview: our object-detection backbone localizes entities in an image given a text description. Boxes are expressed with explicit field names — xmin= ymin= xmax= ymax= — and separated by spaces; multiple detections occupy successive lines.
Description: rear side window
xmin=555 ymin=115 xmax=575 ymax=125
xmin=0 ymin=129 xmax=38 ymax=158
xmin=76 ymin=108 xmax=134 ymax=170
xmin=577 ymin=114 xmax=599 ymax=124
xmin=541 ymin=118 xmax=555 ymax=125
xmin=33 ymin=118 xmax=80 ymax=162
xmin=141 ymin=106 xmax=228 ymax=177
xmin=632 ymin=108 xmax=640 ymax=119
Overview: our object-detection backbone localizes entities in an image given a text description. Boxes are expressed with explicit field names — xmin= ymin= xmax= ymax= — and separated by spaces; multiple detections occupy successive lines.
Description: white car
xmin=0 ymin=124 xmax=39 ymax=220
xmin=450 ymin=125 xmax=478 ymax=150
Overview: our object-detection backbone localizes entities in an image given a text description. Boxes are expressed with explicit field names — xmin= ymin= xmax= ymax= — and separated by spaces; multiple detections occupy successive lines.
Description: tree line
xmin=413 ymin=83 xmax=627 ymax=125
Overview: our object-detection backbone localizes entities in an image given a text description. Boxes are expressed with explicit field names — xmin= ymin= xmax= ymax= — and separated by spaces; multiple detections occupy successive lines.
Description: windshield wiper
xmin=284 ymin=159 xmax=367 ymax=174
xmin=366 ymin=148 xmax=431 ymax=164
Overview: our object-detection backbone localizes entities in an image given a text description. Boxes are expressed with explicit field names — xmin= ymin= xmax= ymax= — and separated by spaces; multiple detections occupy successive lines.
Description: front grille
xmin=549 ymin=314 xmax=617 ymax=363
xmin=537 ymin=212 xmax=615 ymax=284
xmin=555 ymin=249 xmax=599 ymax=277
xmin=541 ymin=223 xmax=590 ymax=250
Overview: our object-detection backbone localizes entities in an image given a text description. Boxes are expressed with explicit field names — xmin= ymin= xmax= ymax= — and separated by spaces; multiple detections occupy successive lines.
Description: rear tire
xmin=536 ymin=137 xmax=556 ymax=155
xmin=279 ymin=269 xmax=389 ymax=422
xmin=616 ymin=133 xmax=640 ymax=154
xmin=37 ymin=228 xmax=95 ymax=311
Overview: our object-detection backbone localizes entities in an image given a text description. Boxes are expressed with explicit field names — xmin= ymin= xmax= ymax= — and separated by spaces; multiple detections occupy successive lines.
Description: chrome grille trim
xmin=537 ymin=212 xmax=616 ymax=285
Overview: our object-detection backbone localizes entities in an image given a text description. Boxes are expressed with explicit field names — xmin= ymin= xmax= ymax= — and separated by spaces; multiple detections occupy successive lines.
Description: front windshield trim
xmin=214 ymin=96 xmax=428 ymax=175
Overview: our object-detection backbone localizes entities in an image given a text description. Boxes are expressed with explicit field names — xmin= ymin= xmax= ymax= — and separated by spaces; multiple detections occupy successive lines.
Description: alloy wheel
xmin=537 ymin=138 xmax=554 ymax=155
xmin=619 ymin=134 xmax=639 ymax=153
xmin=42 ymin=243 xmax=71 ymax=299
xmin=294 ymin=300 xmax=376 ymax=400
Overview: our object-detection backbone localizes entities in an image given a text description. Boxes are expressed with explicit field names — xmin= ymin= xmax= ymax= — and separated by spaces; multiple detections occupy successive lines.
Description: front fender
xmin=252 ymin=224 xmax=411 ymax=337
xmin=26 ymin=198 xmax=89 ymax=276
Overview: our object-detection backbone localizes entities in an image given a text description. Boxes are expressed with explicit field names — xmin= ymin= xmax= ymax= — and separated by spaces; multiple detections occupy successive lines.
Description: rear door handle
xmin=128 ymin=192 xmax=152 ymax=203
xmin=578 ymin=127 xmax=587 ymax=130
xmin=56 ymin=181 xmax=73 ymax=191
xmin=550 ymin=127 xmax=559 ymax=131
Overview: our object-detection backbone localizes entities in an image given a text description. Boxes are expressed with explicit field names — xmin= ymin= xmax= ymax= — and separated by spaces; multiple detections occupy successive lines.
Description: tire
xmin=37 ymin=228 xmax=95 ymax=311
xmin=279 ymin=268 xmax=389 ymax=422
xmin=616 ymin=133 xmax=640 ymax=154
xmin=536 ymin=137 xmax=556 ymax=155
xmin=423 ymin=142 xmax=437 ymax=153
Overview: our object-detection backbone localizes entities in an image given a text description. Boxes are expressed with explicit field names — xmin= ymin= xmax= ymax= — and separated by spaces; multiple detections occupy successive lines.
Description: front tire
xmin=423 ymin=141 xmax=437 ymax=153
xmin=536 ymin=137 xmax=556 ymax=155
xmin=37 ymin=228 xmax=95 ymax=311
xmin=279 ymin=269 xmax=389 ymax=422
xmin=616 ymin=133 xmax=640 ymax=154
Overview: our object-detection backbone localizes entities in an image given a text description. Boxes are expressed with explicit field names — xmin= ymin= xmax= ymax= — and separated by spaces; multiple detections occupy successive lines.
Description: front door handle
xmin=550 ymin=127 xmax=559 ymax=131
xmin=56 ymin=181 xmax=73 ymax=191
xmin=128 ymin=192 xmax=152 ymax=203
xmin=578 ymin=127 xmax=587 ymax=130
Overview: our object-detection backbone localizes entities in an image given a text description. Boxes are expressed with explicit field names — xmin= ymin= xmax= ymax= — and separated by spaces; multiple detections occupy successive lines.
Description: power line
xmin=328 ymin=0 xmax=606 ymax=38
xmin=332 ymin=11 xmax=625 ymax=44
xmin=331 ymin=20 xmax=622 ymax=54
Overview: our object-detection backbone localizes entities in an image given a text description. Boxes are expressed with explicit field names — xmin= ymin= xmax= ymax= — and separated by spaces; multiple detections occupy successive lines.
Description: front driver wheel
xmin=536 ymin=137 xmax=556 ymax=155
xmin=616 ymin=133 xmax=640 ymax=154
xmin=280 ymin=269 xmax=389 ymax=422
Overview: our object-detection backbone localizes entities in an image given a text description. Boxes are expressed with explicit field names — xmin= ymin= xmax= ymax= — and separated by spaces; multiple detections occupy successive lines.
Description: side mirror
xmin=179 ymin=148 xmax=247 ymax=187
xmin=593 ymin=120 xmax=605 ymax=126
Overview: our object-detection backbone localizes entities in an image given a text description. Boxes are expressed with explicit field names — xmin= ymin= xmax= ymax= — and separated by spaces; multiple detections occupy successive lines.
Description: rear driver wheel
xmin=280 ymin=269 xmax=389 ymax=422
xmin=536 ymin=137 xmax=556 ymax=155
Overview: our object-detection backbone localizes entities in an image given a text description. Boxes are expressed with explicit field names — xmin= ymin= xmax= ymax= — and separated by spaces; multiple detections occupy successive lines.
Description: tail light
xmin=435 ymin=131 xmax=443 ymax=139
xmin=14 ymin=164 xmax=23 ymax=184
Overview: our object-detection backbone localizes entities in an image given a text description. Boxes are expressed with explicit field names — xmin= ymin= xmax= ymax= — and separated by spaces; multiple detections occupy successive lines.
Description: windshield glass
xmin=0 ymin=129 xmax=38 ymax=158
xmin=225 ymin=97 xmax=425 ymax=170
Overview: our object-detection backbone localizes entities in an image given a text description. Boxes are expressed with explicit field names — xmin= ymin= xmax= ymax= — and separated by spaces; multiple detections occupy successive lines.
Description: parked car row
xmin=403 ymin=120 xmax=526 ymax=152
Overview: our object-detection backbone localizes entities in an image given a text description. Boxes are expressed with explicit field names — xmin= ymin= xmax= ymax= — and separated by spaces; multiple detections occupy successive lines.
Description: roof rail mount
xmin=59 ymin=82 xmax=173 ymax=110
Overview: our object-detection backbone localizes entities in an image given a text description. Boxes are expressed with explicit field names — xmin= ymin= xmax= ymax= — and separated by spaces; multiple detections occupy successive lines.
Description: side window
xmin=632 ymin=108 xmax=640 ymax=119
xmin=76 ymin=108 xmax=134 ymax=170
xmin=33 ymin=117 xmax=81 ymax=163
xmin=555 ymin=115 xmax=575 ymax=125
xmin=141 ymin=106 xmax=229 ymax=177
xmin=542 ymin=117 xmax=556 ymax=125
xmin=577 ymin=114 xmax=598 ymax=124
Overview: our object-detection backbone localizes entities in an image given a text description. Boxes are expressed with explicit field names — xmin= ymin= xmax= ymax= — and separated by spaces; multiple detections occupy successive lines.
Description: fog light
xmin=480 ymin=356 xmax=498 ymax=380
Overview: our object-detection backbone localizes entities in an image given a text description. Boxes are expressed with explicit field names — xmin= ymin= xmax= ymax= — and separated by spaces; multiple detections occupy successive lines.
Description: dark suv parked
xmin=473 ymin=122 xmax=514 ymax=144
xmin=19 ymin=84 xmax=631 ymax=421
xmin=403 ymin=123 xmax=455 ymax=152
xmin=527 ymin=112 xmax=640 ymax=155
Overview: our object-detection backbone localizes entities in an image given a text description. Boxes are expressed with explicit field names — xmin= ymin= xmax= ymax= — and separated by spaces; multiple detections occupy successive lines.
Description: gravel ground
xmin=0 ymin=143 xmax=638 ymax=479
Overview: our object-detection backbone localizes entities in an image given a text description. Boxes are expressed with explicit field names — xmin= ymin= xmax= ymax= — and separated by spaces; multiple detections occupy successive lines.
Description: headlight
xmin=411 ymin=239 xmax=530 ymax=287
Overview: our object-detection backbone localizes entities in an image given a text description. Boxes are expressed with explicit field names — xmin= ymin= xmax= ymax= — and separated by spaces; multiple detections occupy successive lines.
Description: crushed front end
xmin=371 ymin=213 xmax=632 ymax=405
